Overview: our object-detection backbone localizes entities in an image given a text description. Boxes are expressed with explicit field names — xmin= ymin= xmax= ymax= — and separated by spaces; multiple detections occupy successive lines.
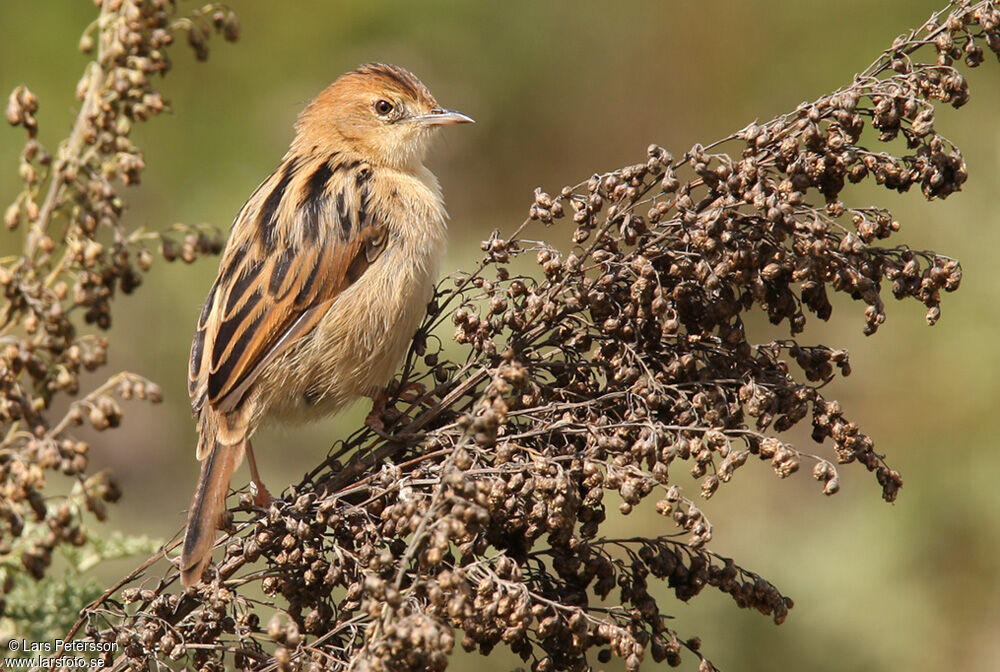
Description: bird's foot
xmin=365 ymin=408 xmax=387 ymax=434
xmin=366 ymin=381 xmax=424 ymax=433
xmin=245 ymin=440 xmax=275 ymax=508
xmin=249 ymin=478 xmax=275 ymax=508
xmin=366 ymin=386 xmax=390 ymax=431
xmin=365 ymin=403 xmax=406 ymax=437
xmin=396 ymin=381 xmax=427 ymax=405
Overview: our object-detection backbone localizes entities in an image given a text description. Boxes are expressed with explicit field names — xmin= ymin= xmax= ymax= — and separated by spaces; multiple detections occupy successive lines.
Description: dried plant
xmin=1 ymin=0 xmax=238 ymax=643
xmin=10 ymin=1 xmax=997 ymax=671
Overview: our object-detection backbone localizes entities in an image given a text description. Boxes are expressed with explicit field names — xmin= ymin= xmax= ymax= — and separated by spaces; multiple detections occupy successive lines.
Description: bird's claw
xmin=365 ymin=405 xmax=407 ymax=438
xmin=396 ymin=381 xmax=427 ymax=405
xmin=367 ymin=380 xmax=425 ymax=435
xmin=249 ymin=479 xmax=275 ymax=508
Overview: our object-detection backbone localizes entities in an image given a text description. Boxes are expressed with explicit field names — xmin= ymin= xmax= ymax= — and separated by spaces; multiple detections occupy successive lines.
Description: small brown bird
xmin=180 ymin=63 xmax=472 ymax=586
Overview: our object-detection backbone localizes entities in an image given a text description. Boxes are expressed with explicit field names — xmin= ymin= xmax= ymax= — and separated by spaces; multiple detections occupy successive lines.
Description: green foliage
xmin=1 ymin=529 xmax=161 ymax=645
xmin=0 ymin=0 xmax=237 ymax=653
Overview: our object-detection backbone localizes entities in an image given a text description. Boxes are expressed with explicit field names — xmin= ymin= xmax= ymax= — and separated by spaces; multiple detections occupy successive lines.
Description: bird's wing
xmin=188 ymin=153 xmax=386 ymax=414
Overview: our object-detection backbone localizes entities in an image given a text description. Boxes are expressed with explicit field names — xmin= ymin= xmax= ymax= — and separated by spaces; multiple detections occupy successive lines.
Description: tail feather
xmin=180 ymin=435 xmax=244 ymax=587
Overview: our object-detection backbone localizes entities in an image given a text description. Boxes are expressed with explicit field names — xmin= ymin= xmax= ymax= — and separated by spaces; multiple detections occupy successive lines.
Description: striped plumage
xmin=180 ymin=63 xmax=472 ymax=586
xmin=188 ymin=152 xmax=387 ymax=421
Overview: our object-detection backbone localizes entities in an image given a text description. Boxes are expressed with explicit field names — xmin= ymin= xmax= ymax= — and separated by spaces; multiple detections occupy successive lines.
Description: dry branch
xmin=5 ymin=2 xmax=998 ymax=671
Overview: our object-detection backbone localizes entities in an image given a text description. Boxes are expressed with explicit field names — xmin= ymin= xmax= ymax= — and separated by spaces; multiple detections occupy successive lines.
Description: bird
xmin=179 ymin=63 xmax=473 ymax=587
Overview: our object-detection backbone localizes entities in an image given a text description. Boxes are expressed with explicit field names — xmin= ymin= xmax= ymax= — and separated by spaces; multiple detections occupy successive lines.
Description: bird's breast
xmin=261 ymin=167 xmax=448 ymax=423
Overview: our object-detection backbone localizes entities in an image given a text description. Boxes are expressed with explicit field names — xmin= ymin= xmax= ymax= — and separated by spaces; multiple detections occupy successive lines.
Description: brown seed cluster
xmin=1 ymin=0 xmax=236 ymax=625
xmin=52 ymin=2 xmax=995 ymax=672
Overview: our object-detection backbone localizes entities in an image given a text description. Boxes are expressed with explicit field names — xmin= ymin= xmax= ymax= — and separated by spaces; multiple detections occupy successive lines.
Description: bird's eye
xmin=374 ymin=99 xmax=394 ymax=116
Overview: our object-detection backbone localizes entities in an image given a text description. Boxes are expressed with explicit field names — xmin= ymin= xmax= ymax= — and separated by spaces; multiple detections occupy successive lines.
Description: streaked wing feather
xmin=187 ymin=153 xmax=383 ymax=414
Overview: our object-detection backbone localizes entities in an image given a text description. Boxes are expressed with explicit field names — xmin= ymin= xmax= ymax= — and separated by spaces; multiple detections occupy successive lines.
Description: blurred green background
xmin=2 ymin=1 xmax=999 ymax=670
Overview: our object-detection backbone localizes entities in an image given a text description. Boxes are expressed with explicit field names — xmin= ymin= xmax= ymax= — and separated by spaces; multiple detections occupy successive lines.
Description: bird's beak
xmin=412 ymin=107 xmax=475 ymax=126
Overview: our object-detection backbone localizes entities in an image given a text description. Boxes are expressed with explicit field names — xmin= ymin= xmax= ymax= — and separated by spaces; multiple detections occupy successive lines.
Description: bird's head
xmin=293 ymin=63 xmax=473 ymax=170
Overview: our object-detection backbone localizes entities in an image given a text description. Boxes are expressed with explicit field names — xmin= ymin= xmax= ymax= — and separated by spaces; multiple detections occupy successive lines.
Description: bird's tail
xmin=180 ymin=431 xmax=244 ymax=587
